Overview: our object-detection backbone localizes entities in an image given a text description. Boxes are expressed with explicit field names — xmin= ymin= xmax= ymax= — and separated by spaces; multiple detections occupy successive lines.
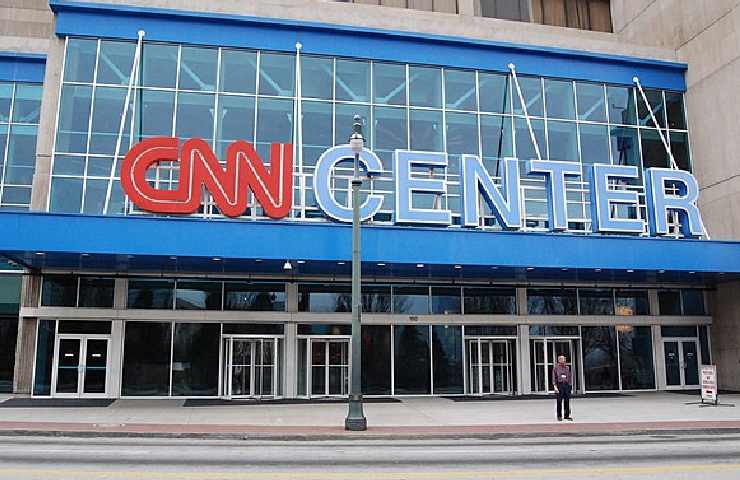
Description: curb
xmin=1 ymin=426 xmax=740 ymax=441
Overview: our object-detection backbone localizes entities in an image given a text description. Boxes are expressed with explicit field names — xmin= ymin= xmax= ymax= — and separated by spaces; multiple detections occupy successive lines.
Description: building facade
xmin=0 ymin=0 xmax=739 ymax=400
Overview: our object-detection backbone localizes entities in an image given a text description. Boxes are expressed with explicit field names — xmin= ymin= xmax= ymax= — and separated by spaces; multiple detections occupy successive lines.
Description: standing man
xmin=553 ymin=354 xmax=573 ymax=421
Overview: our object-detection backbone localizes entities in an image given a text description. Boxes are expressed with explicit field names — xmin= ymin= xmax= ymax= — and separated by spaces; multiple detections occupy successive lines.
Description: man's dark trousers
xmin=556 ymin=383 xmax=571 ymax=419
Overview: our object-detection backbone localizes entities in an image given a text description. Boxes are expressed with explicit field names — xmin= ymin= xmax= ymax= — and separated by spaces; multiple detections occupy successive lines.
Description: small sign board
xmin=701 ymin=365 xmax=718 ymax=404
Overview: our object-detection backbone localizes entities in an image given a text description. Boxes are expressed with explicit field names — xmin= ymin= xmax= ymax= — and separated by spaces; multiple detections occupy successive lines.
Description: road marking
xmin=0 ymin=463 xmax=739 ymax=479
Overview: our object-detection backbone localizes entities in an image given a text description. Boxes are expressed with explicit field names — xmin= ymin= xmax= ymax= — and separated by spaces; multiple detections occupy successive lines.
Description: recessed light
xmin=297 ymin=260 xmax=306 ymax=264
xmin=34 ymin=252 xmax=44 ymax=256
xmin=377 ymin=263 xmax=386 ymax=267
xmin=594 ymin=268 xmax=601 ymax=272
xmin=212 ymin=257 xmax=222 ymax=261
xmin=689 ymin=271 xmax=696 ymax=274
xmin=283 ymin=260 xmax=293 ymax=270
xmin=719 ymin=272 xmax=725 ymax=275
xmin=255 ymin=259 xmax=262 ymax=263
xmin=416 ymin=263 xmax=425 ymax=268
xmin=627 ymin=269 xmax=634 ymax=273
xmin=454 ymin=265 xmax=462 ymax=269
xmin=561 ymin=268 xmax=568 ymax=272
xmin=337 ymin=261 xmax=346 ymax=265
xmin=658 ymin=269 xmax=666 ymax=274
xmin=491 ymin=266 xmax=498 ymax=270
xmin=169 ymin=256 xmax=176 ymax=260
xmin=526 ymin=267 xmax=534 ymax=271
xmin=127 ymin=255 xmax=134 ymax=259
xmin=81 ymin=253 xmax=90 ymax=257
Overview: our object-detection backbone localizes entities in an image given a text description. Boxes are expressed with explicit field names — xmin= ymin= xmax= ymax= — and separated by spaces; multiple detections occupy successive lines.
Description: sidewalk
xmin=0 ymin=392 xmax=738 ymax=440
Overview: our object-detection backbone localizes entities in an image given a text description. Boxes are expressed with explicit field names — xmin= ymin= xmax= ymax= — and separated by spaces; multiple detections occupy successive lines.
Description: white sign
xmin=701 ymin=365 xmax=718 ymax=404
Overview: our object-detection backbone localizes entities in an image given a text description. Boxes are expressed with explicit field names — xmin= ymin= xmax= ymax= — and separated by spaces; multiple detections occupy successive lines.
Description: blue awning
xmin=2 ymin=212 xmax=738 ymax=283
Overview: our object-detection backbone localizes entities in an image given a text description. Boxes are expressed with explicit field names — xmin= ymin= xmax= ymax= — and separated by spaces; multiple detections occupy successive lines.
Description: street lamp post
xmin=345 ymin=115 xmax=368 ymax=431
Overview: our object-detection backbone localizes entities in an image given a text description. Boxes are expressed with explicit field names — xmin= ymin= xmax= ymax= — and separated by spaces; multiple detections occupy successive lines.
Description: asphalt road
xmin=0 ymin=432 xmax=739 ymax=479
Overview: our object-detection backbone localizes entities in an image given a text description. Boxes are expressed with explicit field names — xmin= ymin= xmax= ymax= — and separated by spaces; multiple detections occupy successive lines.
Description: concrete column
xmin=515 ymin=287 xmax=527 ymax=315
xmin=114 ymin=278 xmax=128 ymax=309
xmin=648 ymin=289 xmax=660 ymax=316
xmin=458 ymin=0 xmax=475 ymax=15
xmin=710 ymin=281 xmax=740 ymax=391
xmin=30 ymin=34 xmax=65 ymax=211
xmin=286 ymin=282 xmax=299 ymax=313
xmin=109 ymin=320 xmax=124 ymax=398
xmin=653 ymin=325 xmax=666 ymax=390
xmin=13 ymin=274 xmax=42 ymax=394
xmin=517 ymin=324 xmax=531 ymax=395
xmin=284 ymin=322 xmax=298 ymax=398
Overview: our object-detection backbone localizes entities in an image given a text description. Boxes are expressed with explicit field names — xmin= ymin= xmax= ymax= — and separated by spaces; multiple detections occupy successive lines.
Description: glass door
xmin=225 ymin=338 xmax=279 ymax=398
xmin=664 ymin=340 xmax=700 ymax=388
xmin=466 ymin=339 xmax=513 ymax=395
xmin=531 ymin=338 xmax=577 ymax=394
xmin=54 ymin=336 xmax=109 ymax=397
xmin=308 ymin=338 xmax=350 ymax=398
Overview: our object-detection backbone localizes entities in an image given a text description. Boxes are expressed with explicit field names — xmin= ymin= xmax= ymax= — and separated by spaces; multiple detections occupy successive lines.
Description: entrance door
xmin=531 ymin=339 xmax=577 ymax=394
xmin=664 ymin=340 xmax=700 ymax=388
xmin=466 ymin=339 xmax=513 ymax=395
xmin=309 ymin=339 xmax=350 ymax=397
xmin=225 ymin=338 xmax=278 ymax=398
xmin=54 ymin=336 xmax=110 ymax=397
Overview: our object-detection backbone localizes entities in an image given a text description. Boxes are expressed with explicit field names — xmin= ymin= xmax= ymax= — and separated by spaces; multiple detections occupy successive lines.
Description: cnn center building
xmin=0 ymin=0 xmax=739 ymax=401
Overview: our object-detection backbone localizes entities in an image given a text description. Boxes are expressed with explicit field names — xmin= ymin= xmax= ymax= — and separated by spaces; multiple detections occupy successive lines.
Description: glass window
xmin=615 ymin=289 xmax=649 ymax=316
xmin=465 ymin=325 xmax=517 ymax=336
xmin=64 ymin=38 xmax=98 ymax=83
xmin=445 ymin=69 xmax=476 ymax=111
xmin=224 ymin=282 xmax=285 ymax=311
xmin=134 ymin=89 xmax=175 ymax=139
xmin=394 ymin=325 xmax=431 ymax=394
xmin=141 ymin=43 xmax=178 ymax=88
xmin=175 ymin=281 xmax=222 ymax=310
xmin=178 ymin=46 xmax=218 ymax=92
xmin=480 ymin=114 xmax=513 ymax=158
xmin=298 ymin=284 xmax=351 ymax=312
xmin=258 ymin=52 xmax=294 ymax=97
xmin=579 ymin=124 xmax=610 ymax=165
xmin=5 ymin=125 xmax=37 ymax=185
xmin=0 ymin=316 xmax=18 ymax=393
xmin=78 ymin=277 xmax=114 ymax=308
xmin=606 ymin=86 xmax=636 ymax=125
xmin=432 ymin=325 xmax=463 ymax=394
xmin=698 ymin=325 xmax=711 ymax=364
xmin=49 ymin=177 xmax=83 ymax=213
xmin=335 ymin=103 xmax=370 ymax=147
xmin=175 ymin=92 xmax=215 ymax=141
xmin=0 ymin=275 xmax=21 ymax=315
xmin=216 ymin=95 xmax=255 ymax=157
xmin=0 ymin=83 xmax=12 ymax=122
xmin=33 ymin=320 xmax=56 ymax=396
xmin=41 ymin=275 xmax=77 ymax=307
xmin=544 ymin=79 xmax=575 ymax=120
xmin=463 ymin=287 xmax=516 ymax=314
xmin=670 ymin=131 xmax=691 ymax=171
xmin=410 ymin=109 xmax=443 ymax=152
xmin=393 ymin=286 xmax=429 ymax=314
xmin=582 ymin=326 xmax=619 ymax=390
xmin=618 ymin=325 xmax=655 ymax=390
xmin=301 ymin=100 xmax=333 ymax=160
xmin=665 ymin=92 xmax=686 ymax=130
xmin=373 ymin=62 xmax=405 ymax=106
xmin=12 ymin=84 xmax=42 ymax=124
xmin=637 ymin=88 xmax=666 ymax=128
xmin=431 ymin=287 xmax=461 ymax=314
xmin=122 ymin=321 xmax=172 ymax=396
xmin=56 ymin=85 xmax=92 ymax=153
xmin=579 ymin=289 xmax=614 ymax=315
xmin=361 ymin=284 xmax=392 ymax=313
xmin=223 ymin=323 xmax=284 ymax=335
xmin=658 ymin=289 xmax=681 ymax=315
xmin=301 ymin=55 xmax=333 ymax=100
xmin=513 ymin=76 xmax=543 ymax=117
xmin=681 ymin=289 xmax=706 ymax=315
xmin=362 ymin=325 xmax=391 ymax=395
xmin=335 ymin=59 xmax=369 ymax=102
xmin=128 ymin=279 xmax=174 ymax=309
xmin=479 ymin=72 xmax=510 ymax=114
xmin=297 ymin=324 xmax=351 ymax=335
xmin=97 ymin=40 xmax=135 ymax=85
xmin=172 ymin=323 xmax=220 ymax=396
xmin=527 ymin=288 xmax=577 ymax=315
xmin=661 ymin=325 xmax=697 ymax=337
xmin=219 ymin=49 xmax=257 ymax=94
xmin=576 ymin=82 xmax=606 ymax=122
xmin=547 ymin=120 xmax=578 ymax=162
xmin=515 ymin=117 xmax=545 ymax=161
xmin=409 ymin=66 xmax=442 ymax=108
xmin=256 ymin=97 xmax=293 ymax=146
xmin=58 ymin=320 xmax=111 ymax=334
xmin=373 ymin=106 xmax=407 ymax=151
xmin=89 ymin=86 xmax=128 ymax=155
xmin=446 ymin=112 xmax=478 ymax=156
xmin=610 ymin=126 xmax=640 ymax=167
xmin=641 ymin=129 xmax=669 ymax=168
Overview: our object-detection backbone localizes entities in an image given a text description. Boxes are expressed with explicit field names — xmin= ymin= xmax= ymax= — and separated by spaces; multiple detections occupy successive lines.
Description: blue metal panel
xmin=0 ymin=52 xmax=46 ymax=83
xmin=49 ymin=0 xmax=687 ymax=90
xmin=1 ymin=213 xmax=738 ymax=278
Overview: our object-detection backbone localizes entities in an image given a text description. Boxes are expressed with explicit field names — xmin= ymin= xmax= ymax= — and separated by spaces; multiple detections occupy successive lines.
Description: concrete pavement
xmin=0 ymin=392 xmax=738 ymax=439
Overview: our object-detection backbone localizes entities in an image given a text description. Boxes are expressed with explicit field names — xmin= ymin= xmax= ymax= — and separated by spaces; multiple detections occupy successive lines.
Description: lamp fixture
xmin=283 ymin=260 xmax=293 ymax=270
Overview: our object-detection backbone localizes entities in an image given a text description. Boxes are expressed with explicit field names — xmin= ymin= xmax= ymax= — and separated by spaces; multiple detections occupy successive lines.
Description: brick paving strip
xmin=1 ymin=420 xmax=740 ymax=439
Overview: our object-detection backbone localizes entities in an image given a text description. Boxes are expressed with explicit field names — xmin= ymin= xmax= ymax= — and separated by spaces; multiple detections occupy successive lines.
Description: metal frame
xmin=50 ymin=332 xmax=111 ymax=398
xmin=221 ymin=334 xmax=282 ymax=399
xmin=297 ymin=335 xmax=352 ymax=398
xmin=661 ymin=336 xmax=702 ymax=390
xmin=464 ymin=336 xmax=516 ymax=395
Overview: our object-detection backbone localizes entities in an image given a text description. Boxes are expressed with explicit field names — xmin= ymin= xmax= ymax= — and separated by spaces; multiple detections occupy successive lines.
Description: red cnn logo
xmin=121 ymin=137 xmax=293 ymax=219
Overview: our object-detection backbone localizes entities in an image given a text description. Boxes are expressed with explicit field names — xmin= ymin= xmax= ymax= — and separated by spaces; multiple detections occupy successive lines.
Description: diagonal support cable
xmin=103 ymin=30 xmax=145 ymax=214
xmin=508 ymin=63 xmax=541 ymax=162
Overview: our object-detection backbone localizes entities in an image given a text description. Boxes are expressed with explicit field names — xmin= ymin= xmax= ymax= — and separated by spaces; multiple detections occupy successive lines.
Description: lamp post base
xmin=344 ymin=395 xmax=367 ymax=431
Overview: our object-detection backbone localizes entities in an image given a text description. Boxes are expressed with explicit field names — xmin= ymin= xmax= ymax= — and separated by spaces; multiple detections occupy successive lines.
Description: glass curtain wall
xmin=50 ymin=37 xmax=691 ymax=235
xmin=0 ymin=80 xmax=41 ymax=210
